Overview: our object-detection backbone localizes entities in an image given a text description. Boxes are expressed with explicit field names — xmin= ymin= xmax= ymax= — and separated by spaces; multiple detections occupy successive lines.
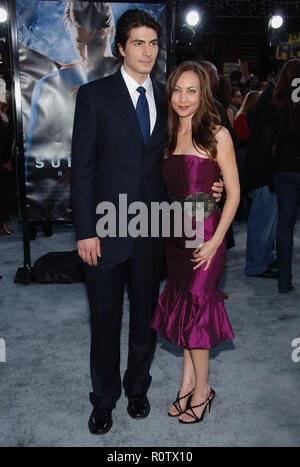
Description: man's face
xmin=118 ymin=26 xmax=159 ymax=82
xmin=232 ymin=90 xmax=243 ymax=108
xmin=72 ymin=24 xmax=112 ymax=72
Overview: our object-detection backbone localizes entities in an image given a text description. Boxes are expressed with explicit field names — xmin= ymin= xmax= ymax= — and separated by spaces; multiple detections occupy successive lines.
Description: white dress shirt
xmin=121 ymin=65 xmax=157 ymax=135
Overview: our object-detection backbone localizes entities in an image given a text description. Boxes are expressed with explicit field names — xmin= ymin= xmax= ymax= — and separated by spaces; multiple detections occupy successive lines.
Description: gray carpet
xmin=0 ymin=219 xmax=299 ymax=447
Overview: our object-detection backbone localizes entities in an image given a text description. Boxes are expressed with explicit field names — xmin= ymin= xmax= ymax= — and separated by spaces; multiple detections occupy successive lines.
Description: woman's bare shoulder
xmin=215 ymin=125 xmax=231 ymax=141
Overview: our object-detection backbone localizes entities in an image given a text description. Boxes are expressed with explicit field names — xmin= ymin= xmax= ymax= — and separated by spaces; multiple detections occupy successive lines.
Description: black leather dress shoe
xmin=249 ymin=268 xmax=278 ymax=279
xmin=88 ymin=407 xmax=113 ymax=434
xmin=127 ymin=395 xmax=150 ymax=419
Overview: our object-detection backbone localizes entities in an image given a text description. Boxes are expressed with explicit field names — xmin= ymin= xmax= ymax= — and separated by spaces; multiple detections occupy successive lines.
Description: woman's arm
xmin=212 ymin=126 xmax=240 ymax=247
xmin=191 ymin=126 xmax=240 ymax=270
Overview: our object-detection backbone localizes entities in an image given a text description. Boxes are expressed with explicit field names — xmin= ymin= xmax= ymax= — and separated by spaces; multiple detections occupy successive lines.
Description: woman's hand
xmin=191 ymin=238 xmax=219 ymax=271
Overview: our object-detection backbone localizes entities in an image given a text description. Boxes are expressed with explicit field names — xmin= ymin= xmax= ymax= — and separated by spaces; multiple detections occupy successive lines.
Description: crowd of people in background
xmin=214 ymin=58 xmax=299 ymax=294
xmin=216 ymin=62 xmax=275 ymax=224
xmin=216 ymin=62 xmax=275 ymax=225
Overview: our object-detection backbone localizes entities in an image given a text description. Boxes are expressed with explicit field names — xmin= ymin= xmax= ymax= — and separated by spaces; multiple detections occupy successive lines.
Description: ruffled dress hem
xmin=150 ymin=280 xmax=234 ymax=349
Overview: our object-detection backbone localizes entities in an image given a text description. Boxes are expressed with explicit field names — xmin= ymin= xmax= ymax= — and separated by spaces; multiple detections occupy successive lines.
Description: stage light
xmin=186 ymin=11 xmax=201 ymax=27
xmin=0 ymin=8 xmax=7 ymax=23
xmin=269 ymin=15 xmax=284 ymax=30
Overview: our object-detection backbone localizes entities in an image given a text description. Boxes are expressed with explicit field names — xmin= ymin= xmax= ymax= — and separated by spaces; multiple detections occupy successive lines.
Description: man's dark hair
xmin=232 ymin=86 xmax=242 ymax=97
xmin=64 ymin=2 xmax=114 ymax=34
xmin=114 ymin=9 xmax=162 ymax=58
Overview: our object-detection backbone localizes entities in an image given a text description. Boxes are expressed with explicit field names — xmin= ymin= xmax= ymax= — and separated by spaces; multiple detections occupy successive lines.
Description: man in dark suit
xmin=71 ymin=9 xmax=223 ymax=435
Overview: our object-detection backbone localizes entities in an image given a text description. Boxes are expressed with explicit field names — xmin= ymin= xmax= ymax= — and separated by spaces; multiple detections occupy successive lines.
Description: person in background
xmin=217 ymin=75 xmax=234 ymax=126
xmin=249 ymin=72 xmax=260 ymax=90
xmin=267 ymin=71 xmax=276 ymax=84
xmin=263 ymin=59 xmax=300 ymax=293
xmin=239 ymin=59 xmax=251 ymax=94
xmin=231 ymin=87 xmax=243 ymax=116
xmin=233 ymin=91 xmax=260 ymax=221
xmin=230 ymin=70 xmax=242 ymax=90
xmin=244 ymin=78 xmax=278 ymax=279
xmin=240 ymin=60 xmax=250 ymax=83
xmin=197 ymin=61 xmax=237 ymax=150
xmin=258 ymin=80 xmax=268 ymax=92
xmin=233 ymin=91 xmax=260 ymax=144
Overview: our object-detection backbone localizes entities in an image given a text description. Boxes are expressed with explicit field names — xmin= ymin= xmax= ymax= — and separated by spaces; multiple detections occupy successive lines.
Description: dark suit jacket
xmin=71 ymin=70 xmax=167 ymax=263
xmin=245 ymin=82 xmax=275 ymax=192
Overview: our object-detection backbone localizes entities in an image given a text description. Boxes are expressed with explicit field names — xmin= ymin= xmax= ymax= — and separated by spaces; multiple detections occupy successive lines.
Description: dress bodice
xmin=161 ymin=155 xmax=220 ymax=200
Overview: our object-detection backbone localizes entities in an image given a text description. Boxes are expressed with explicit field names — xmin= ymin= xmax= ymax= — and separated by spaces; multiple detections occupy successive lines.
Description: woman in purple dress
xmin=151 ymin=62 xmax=240 ymax=424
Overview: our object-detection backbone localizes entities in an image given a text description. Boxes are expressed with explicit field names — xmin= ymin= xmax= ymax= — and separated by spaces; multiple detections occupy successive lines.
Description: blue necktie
xmin=136 ymin=86 xmax=150 ymax=145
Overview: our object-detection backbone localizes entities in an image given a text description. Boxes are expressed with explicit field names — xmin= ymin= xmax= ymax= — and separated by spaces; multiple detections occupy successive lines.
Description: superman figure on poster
xmin=19 ymin=1 xmax=166 ymax=221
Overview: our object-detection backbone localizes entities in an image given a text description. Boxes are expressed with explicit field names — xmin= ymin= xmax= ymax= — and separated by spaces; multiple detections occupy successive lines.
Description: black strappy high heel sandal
xmin=168 ymin=388 xmax=194 ymax=417
xmin=178 ymin=388 xmax=215 ymax=424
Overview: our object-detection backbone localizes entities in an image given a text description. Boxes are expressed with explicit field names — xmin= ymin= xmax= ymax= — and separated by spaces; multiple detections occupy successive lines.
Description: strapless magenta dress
xmin=150 ymin=155 xmax=234 ymax=348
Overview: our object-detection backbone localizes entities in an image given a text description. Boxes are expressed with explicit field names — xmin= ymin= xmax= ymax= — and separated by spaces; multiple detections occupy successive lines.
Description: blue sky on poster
xmin=16 ymin=0 xmax=165 ymax=64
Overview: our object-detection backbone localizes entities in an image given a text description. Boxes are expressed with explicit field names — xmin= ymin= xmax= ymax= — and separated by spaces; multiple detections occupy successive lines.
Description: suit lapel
xmin=110 ymin=71 xmax=166 ymax=149
xmin=147 ymin=78 xmax=166 ymax=149
xmin=111 ymin=70 xmax=144 ymax=147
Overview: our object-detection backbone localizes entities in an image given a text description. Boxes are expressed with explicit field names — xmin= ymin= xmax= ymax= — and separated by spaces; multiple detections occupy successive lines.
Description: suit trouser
xmin=84 ymin=237 xmax=161 ymax=409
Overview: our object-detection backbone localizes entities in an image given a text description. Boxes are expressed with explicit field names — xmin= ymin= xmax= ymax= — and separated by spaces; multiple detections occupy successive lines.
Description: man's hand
xmin=77 ymin=237 xmax=101 ymax=266
xmin=211 ymin=179 xmax=224 ymax=203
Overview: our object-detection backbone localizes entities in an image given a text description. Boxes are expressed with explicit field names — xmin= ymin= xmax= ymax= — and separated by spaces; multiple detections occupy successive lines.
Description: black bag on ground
xmin=31 ymin=250 xmax=85 ymax=283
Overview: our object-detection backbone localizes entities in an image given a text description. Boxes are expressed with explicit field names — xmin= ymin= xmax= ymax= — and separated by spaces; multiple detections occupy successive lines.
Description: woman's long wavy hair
xmin=164 ymin=61 xmax=220 ymax=160
xmin=235 ymin=90 xmax=260 ymax=120
xmin=272 ymin=59 xmax=300 ymax=129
